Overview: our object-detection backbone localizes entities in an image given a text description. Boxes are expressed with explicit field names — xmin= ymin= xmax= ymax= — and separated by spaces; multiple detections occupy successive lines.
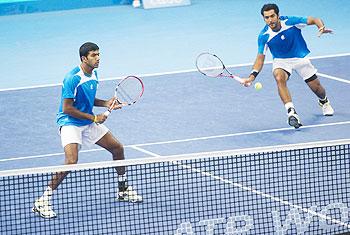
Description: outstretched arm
xmin=307 ymin=16 xmax=333 ymax=37
xmin=242 ymin=54 xmax=265 ymax=87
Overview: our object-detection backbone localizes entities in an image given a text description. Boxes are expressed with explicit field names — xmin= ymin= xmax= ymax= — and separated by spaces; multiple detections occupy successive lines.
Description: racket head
xmin=115 ymin=76 xmax=144 ymax=105
xmin=196 ymin=52 xmax=225 ymax=77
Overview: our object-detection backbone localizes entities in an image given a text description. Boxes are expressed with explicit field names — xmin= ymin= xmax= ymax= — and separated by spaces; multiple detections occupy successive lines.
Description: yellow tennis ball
xmin=254 ymin=82 xmax=263 ymax=91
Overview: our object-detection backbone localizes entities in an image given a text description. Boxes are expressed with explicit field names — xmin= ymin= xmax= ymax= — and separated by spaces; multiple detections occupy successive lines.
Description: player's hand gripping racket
xmin=104 ymin=76 xmax=144 ymax=117
xmin=196 ymin=52 xmax=250 ymax=85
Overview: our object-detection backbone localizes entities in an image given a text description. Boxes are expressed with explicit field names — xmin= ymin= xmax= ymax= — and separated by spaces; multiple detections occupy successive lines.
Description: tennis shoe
xmin=118 ymin=186 xmax=143 ymax=203
xmin=288 ymin=112 xmax=302 ymax=129
xmin=32 ymin=198 xmax=56 ymax=219
xmin=319 ymin=101 xmax=334 ymax=116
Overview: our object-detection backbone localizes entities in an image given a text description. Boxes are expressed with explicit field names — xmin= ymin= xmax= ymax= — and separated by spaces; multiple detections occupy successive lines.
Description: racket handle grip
xmin=230 ymin=75 xmax=244 ymax=83
xmin=103 ymin=110 xmax=111 ymax=117
xmin=231 ymin=75 xmax=252 ymax=86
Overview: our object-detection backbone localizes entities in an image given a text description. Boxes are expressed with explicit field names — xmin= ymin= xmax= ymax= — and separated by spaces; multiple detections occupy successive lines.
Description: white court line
xmin=1 ymin=52 xmax=349 ymax=92
xmin=134 ymin=120 xmax=350 ymax=147
xmin=130 ymin=146 xmax=160 ymax=157
xmin=133 ymin=145 xmax=350 ymax=229
xmin=317 ymin=72 xmax=350 ymax=84
xmin=1 ymin=120 xmax=350 ymax=162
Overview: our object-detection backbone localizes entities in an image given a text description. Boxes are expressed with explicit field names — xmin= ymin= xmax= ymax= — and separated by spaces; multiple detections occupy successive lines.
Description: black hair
xmin=79 ymin=42 xmax=99 ymax=61
xmin=261 ymin=3 xmax=279 ymax=16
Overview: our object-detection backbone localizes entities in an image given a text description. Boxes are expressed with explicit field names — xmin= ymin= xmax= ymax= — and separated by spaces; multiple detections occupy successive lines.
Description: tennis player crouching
xmin=32 ymin=42 xmax=142 ymax=219
xmin=242 ymin=3 xmax=334 ymax=128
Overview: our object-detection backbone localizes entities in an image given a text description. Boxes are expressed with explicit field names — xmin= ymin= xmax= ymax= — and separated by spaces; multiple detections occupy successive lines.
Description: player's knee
xmin=306 ymin=75 xmax=324 ymax=91
xmin=305 ymin=74 xmax=318 ymax=84
xmin=273 ymin=69 xmax=289 ymax=85
xmin=274 ymin=74 xmax=287 ymax=84
xmin=274 ymin=75 xmax=287 ymax=86
xmin=112 ymin=142 xmax=124 ymax=155
xmin=112 ymin=143 xmax=125 ymax=161
xmin=65 ymin=156 xmax=78 ymax=165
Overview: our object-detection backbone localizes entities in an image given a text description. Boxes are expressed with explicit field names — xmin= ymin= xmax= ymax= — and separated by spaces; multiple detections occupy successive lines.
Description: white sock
xmin=118 ymin=174 xmax=128 ymax=191
xmin=284 ymin=102 xmax=295 ymax=114
xmin=319 ymin=96 xmax=328 ymax=104
xmin=40 ymin=186 xmax=53 ymax=201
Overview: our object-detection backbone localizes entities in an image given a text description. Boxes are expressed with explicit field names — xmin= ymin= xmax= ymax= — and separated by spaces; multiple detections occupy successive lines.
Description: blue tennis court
xmin=1 ymin=54 xmax=349 ymax=169
xmin=1 ymin=0 xmax=350 ymax=234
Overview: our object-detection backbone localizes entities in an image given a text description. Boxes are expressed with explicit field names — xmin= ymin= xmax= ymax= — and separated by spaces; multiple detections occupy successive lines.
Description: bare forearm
xmin=94 ymin=98 xmax=108 ymax=107
xmin=63 ymin=105 xmax=95 ymax=121
xmin=252 ymin=57 xmax=264 ymax=72
xmin=241 ymin=54 xmax=265 ymax=86
xmin=307 ymin=16 xmax=324 ymax=29
xmin=249 ymin=54 xmax=265 ymax=81
xmin=307 ymin=16 xmax=333 ymax=37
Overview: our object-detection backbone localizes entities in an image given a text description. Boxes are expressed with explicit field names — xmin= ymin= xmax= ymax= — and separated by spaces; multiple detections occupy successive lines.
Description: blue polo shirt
xmin=258 ymin=16 xmax=310 ymax=59
xmin=56 ymin=66 xmax=98 ymax=126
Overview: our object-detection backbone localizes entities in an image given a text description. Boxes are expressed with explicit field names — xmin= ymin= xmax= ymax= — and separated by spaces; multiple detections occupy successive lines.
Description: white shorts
xmin=272 ymin=57 xmax=317 ymax=81
xmin=60 ymin=123 xmax=109 ymax=148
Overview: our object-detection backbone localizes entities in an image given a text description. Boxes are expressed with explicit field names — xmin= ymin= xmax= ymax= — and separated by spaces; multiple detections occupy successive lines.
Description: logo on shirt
xmin=281 ymin=35 xmax=285 ymax=40
xmin=90 ymin=84 xmax=94 ymax=90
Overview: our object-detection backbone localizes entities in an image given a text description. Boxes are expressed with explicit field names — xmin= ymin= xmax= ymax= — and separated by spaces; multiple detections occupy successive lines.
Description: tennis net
xmin=1 ymin=139 xmax=350 ymax=234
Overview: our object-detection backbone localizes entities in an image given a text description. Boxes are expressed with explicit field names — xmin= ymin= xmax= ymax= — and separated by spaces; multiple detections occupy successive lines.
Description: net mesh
xmin=1 ymin=140 xmax=350 ymax=234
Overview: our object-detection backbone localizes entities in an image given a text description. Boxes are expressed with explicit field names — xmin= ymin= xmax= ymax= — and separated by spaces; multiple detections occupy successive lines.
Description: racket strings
xmin=116 ymin=86 xmax=135 ymax=104
xmin=116 ymin=78 xmax=143 ymax=105
xmin=196 ymin=54 xmax=224 ymax=77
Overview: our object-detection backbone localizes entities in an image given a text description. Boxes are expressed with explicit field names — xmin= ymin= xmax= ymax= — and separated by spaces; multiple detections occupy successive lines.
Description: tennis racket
xmin=104 ymin=76 xmax=144 ymax=117
xmin=196 ymin=52 xmax=247 ymax=84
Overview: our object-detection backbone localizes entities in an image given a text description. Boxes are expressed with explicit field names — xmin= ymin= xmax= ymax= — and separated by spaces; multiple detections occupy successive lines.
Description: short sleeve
xmin=62 ymin=75 xmax=80 ymax=99
xmin=257 ymin=33 xmax=269 ymax=55
xmin=285 ymin=16 xmax=308 ymax=29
